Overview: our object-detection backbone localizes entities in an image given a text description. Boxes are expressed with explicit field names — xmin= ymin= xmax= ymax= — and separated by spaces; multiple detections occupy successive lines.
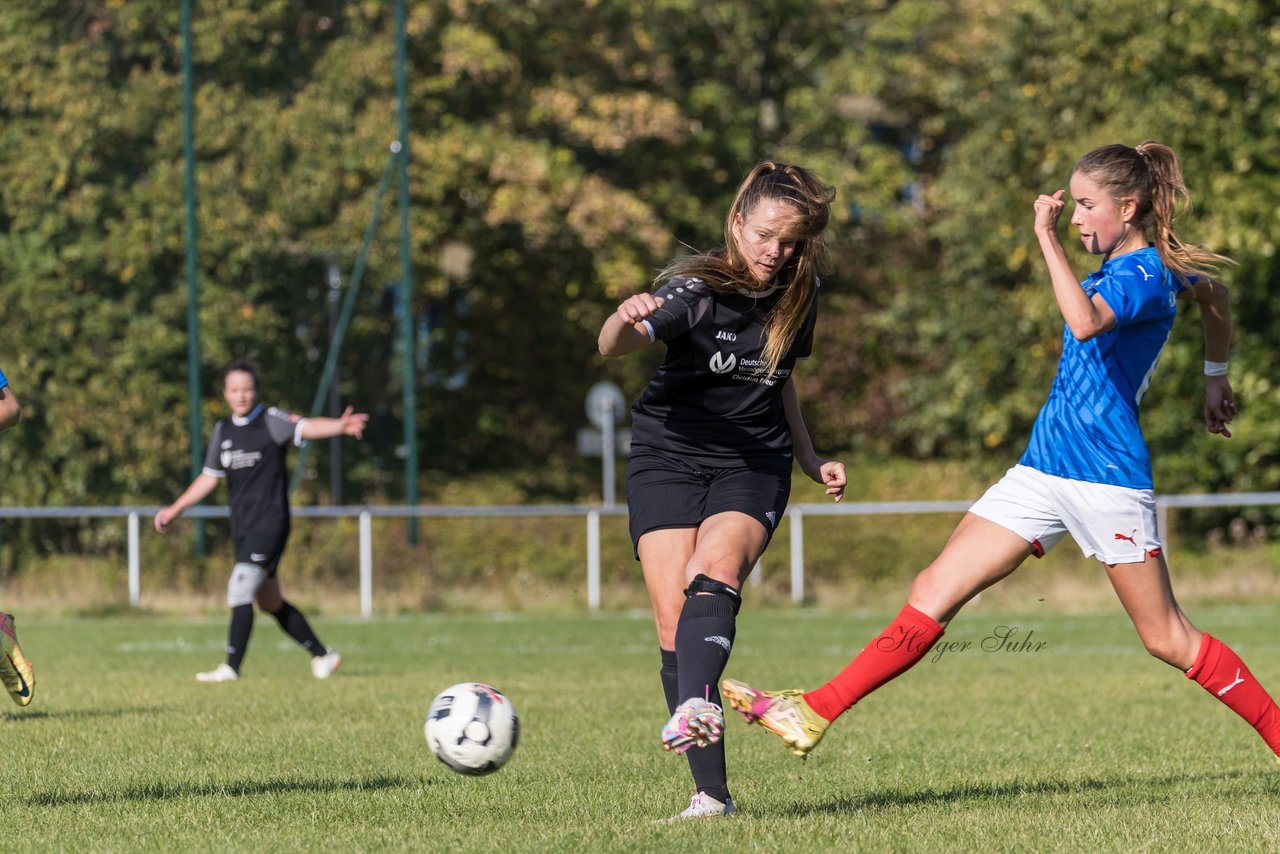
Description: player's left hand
xmin=340 ymin=406 xmax=370 ymax=440
xmin=817 ymin=459 xmax=846 ymax=503
xmin=1204 ymin=375 xmax=1235 ymax=438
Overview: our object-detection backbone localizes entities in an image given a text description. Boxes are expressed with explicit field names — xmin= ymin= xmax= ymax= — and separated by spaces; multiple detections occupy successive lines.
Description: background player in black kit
xmin=154 ymin=360 xmax=369 ymax=683
xmin=597 ymin=161 xmax=847 ymax=821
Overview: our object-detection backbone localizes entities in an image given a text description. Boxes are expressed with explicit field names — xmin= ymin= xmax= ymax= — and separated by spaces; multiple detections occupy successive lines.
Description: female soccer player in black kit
xmin=155 ymin=360 xmax=368 ymax=683
xmin=597 ymin=161 xmax=847 ymax=821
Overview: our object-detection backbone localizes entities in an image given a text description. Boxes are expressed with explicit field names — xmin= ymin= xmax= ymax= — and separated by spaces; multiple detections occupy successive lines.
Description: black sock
xmin=271 ymin=600 xmax=326 ymax=656
xmin=226 ymin=604 xmax=254 ymax=672
xmin=674 ymin=592 xmax=738 ymax=803
xmin=660 ymin=648 xmax=679 ymax=715
xmin=675 ymin=593 xmax=737 ymax=709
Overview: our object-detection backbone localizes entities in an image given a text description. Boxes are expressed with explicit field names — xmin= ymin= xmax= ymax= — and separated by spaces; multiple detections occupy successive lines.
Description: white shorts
xmin=968 ymin=465 xmax=1161 ymax=565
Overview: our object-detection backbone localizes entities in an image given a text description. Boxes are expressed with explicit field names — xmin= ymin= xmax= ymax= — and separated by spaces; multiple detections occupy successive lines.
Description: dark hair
xmin=1073 ymin=141 xmax=1231 ymax=282
xmin=222 ymin=358 xmax=260 ymax=390
xmin=658 ymin=161 xmax=835 ymax=375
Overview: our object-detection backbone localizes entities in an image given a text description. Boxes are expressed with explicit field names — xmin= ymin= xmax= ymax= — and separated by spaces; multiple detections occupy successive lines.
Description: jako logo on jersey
xmin=1114 ymin=530 xmax=1138 ymax=545
xmin=1136 ymin=264 xmax=1153 ymax=281
xmin=709 ymin=352 xmax=737 ymax=374
xmin=705 ymin=635 xmax=732 ymax=653
xmin=715 ymin=330 xmax=737 ymax=341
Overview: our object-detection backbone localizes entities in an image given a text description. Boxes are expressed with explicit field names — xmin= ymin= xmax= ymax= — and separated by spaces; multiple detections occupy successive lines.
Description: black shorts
xmin=625 ymin=450 xmax=792 ymax=555
xmin=233 ymin=529 xmax=288 ymax=575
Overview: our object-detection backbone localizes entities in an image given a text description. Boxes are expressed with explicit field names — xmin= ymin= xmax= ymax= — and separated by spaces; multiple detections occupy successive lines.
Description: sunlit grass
xmin=6 ymin=604 xmax=1280 ymax=851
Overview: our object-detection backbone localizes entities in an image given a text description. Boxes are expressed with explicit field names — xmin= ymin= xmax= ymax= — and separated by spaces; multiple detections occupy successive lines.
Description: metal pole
xmin=128 ymin=512 xmax=140 ymax=607
xmin=288 ymin=149 xmax=397 ymax=499
xmin=327 ymin=259 xmax=343 ymax=505
xmin=790 ymin=510 xmax=804 ymax=604
xmin=601 ymin=397 xmax=616 ymax=509
xmin=395 ymin=0 xmax=419 ymax=543
xmin=360 ymin=510 xmax=373 ymax=619
xmin=587 ymin=510 xmax=601 ymax=610
xmin=181 ymin=0 xmax=205 ymax=554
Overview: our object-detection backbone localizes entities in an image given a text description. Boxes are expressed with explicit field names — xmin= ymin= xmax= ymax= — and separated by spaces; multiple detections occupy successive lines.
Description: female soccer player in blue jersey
xmin=0 ymin=368 xmax=35 ymax=707
xmin=722 ymin=141 xmax=1280 ymax=764
xmin=597 ymin=161 xmax=847 ymax=820
xmin=155 ymin=360 xmax=368 ymax=683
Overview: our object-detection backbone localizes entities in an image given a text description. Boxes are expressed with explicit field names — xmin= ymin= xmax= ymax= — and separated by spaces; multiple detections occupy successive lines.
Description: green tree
xmin=860 ymin=0 xmax=1280 ymax=498
xmin=3 ymin=0 xmax=1276 ymax=574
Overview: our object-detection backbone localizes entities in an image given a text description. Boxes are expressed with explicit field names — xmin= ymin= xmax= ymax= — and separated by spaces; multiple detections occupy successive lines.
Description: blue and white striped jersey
xmin=1019 ymin=247 xmax=1184 ymax=489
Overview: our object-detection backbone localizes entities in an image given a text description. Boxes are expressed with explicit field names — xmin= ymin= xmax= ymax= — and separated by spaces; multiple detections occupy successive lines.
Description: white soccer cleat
xmin=311 ymin=648 xmax=342 ymax=679
xmin=195 ymin=663 xmax=239 ymax=683
xmin=659 ymin=791 xmax=737 ymax=823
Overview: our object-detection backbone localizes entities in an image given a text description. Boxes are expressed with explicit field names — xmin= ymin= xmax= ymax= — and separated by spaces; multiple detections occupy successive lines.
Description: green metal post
xmin=395 ymin=0 xmax=419 ymax=543
xmin=288 ymin=150 xmax=398 ymax=498
xmin=181 ymin=0 xmax=205 ymax=553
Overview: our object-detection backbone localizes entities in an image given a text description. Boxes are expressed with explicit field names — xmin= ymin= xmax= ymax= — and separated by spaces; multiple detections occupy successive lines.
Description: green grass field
xmin=7 ymin=603 xmax=1280 ymax=851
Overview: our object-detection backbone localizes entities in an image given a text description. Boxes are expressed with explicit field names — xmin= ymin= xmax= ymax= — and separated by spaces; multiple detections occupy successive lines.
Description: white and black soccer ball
xmin=424 ymin=682 xmax=519 ymax=776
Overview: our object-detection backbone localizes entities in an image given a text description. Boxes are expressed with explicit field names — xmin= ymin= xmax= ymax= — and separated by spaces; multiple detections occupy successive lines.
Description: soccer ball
xmin=424 ymin=682 xmax=519 ymax=775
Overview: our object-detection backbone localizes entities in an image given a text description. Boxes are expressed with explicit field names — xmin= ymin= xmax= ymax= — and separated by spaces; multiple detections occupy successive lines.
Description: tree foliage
xmin=1 ymin=0 xmax=1277 ymax=559
xmin=867 ymin=0 xmax=1280 ymax=496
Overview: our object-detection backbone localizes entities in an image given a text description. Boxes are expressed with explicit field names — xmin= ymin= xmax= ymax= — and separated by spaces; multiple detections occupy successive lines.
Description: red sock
xmin=804 ymin=604 xmax=944 ymax=722
xmin=1186 ymin=633 xmax=1280 ymax=756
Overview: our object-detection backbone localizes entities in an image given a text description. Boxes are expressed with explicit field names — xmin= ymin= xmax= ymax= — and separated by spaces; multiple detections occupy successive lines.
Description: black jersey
xmin=202 ymin=404 xmax=302 ymax=540
xmin=630 ymin=276 xmax=817 ymax=465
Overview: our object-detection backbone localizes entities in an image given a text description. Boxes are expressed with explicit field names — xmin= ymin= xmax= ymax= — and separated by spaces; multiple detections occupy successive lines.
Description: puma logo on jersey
xmin=709 ymin=352 xmax=737 ymax=374
xmin=1217 ymin=669 xmax=1245 ymax=697
xmin=1114 ymin=530 xmax=1138 ymax=545
xmin=1136 ymin=264 xmax=1153 ymax=281
xmin=715 ymin=330 xmax=737 ymax=341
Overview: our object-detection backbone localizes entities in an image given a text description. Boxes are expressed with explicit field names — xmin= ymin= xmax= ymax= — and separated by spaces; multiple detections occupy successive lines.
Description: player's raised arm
xmin=598 ymin=293 xmax=664 ymax=358
xmin=299 ymin=406 xmax=369 ymax=441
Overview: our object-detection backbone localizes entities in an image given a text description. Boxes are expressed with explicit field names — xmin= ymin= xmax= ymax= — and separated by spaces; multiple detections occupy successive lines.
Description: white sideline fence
xmin=2 ymin=491 xmax=1279 ymax=618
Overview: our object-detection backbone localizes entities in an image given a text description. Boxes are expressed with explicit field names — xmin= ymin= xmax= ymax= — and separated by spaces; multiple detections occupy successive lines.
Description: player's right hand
xmin=153 ymin=507 xmax=178 ymax=533
xmin=615 ymin=293 xmax=665 ymax=324
xmin=1033 ymin=189 xmax=1065 ymax=236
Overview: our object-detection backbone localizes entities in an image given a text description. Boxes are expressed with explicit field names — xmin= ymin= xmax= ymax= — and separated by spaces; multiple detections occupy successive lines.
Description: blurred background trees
xmin=1 ymin=0 xmax=1276 ymax=533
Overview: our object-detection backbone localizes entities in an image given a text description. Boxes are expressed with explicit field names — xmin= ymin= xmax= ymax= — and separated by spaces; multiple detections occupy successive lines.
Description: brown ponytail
xmin=1074 ymin=141 xmax=1232 ymax=283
